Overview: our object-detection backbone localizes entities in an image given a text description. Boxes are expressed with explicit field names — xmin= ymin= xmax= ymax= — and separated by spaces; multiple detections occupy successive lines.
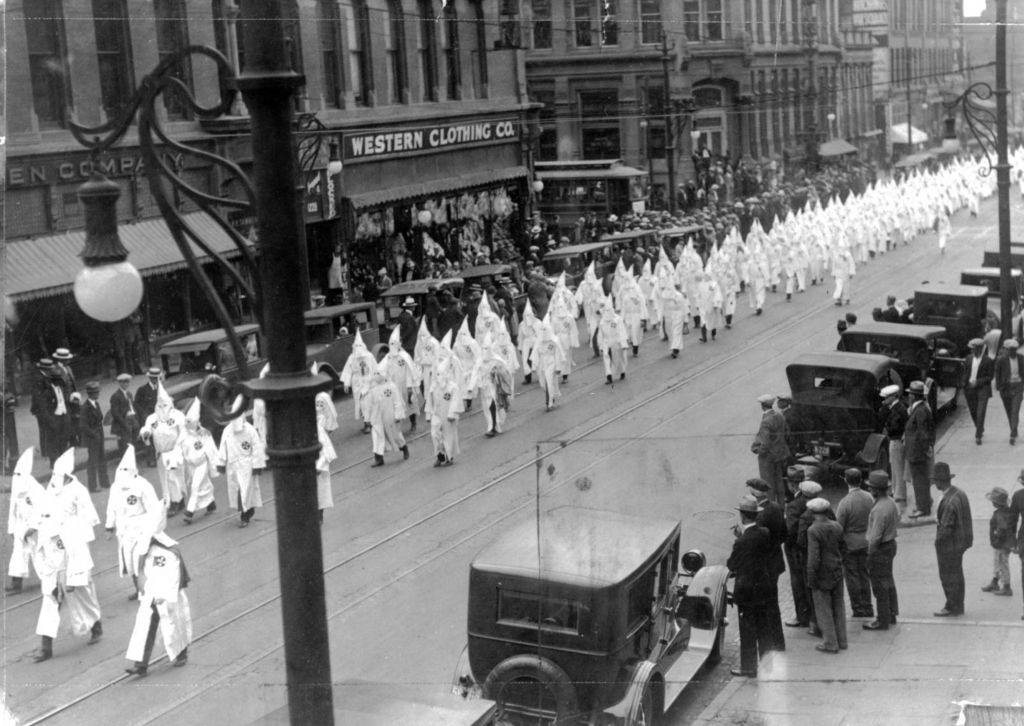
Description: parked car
xmin=156 ymin=323 xmax=265 ymax=441
xmin=454 ymin=507 xmax=729 ymax=725
xmin=980 ymin=241 xmax=1024 ymax=272
xmin=960 ymin=267 xmax=1024 ymax=330
xmin=785 ymin=352 xmax=901 ymax=484
xmin=304 ymin=302 xmax=381 ymax=389
xmin=461 ymin=264 xmax=527 ymax=315
xmin=541 ymin=240 xmax=619 ymax=289
xmin=911 ymin=283 xmax=993 ymax=353
xmin=836 ymin=322 xmax=963 ymax=415
xmin=380 ymin=277 xmax=463 ymax=335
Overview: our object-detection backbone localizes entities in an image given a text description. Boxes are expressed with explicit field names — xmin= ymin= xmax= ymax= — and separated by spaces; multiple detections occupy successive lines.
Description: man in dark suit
xmin=79 ymin=381 xmax=109 ymax=491
xmin=903 ymin=381 xmax=935 ymax=518
xmin=29 ymin=359 xmax=72 ymax=467
xmin=751 ymin=394 xmax=791 ymax=506
xmin=879 ymin=295 xmax=900 ymax=323
xmin=805 ymin=497 xmax=848 ymax=653
xmin=776 ymin=394 xmax=799 ymax=455
xmin=995 ymin=339 xmax=1024 ymax=444
xmin=933 ymin=462 xmax=973 ymax=616
xmin=135 ymin=368 xmax=161 ymax=467
xmin=727 ymin=495 xmax=774 ymax=677
xmin=783 ymin=470 xmax=814 ymax=627
xmin=963 ymin=338 xmax=995 ymax=445
xmin=748 ymin=478 xmax=786 ymax=652
xmin=879 ymin=384 xmax=910 ymax=511
xmin=109 ymin=373 xmax=139 ymax=457
xmin=396 ymin=298 xmax=419 ymax=356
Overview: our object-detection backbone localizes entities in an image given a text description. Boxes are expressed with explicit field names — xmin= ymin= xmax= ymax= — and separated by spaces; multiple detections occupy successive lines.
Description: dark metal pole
xmin=995 ymin=0 xmax=1013 ymax=338
xmin=905 ymin=25 xmax=913 ymax=149
xmin=237 ymin=1 xmax=334 ymax=723
xmin=802 ymin=0 xmax=819 ymax=171
xmin=661 ymin=31 xmax=677 ymax=215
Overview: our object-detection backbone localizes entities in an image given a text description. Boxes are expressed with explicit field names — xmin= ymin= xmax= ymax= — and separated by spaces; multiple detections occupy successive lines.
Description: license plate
xmin=813 ymin=444 xmax=830 ymax=458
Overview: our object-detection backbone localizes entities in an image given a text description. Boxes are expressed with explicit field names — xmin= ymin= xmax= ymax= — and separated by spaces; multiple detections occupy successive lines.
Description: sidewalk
xmin=694 ymin=409 xmax=1024 ymax=725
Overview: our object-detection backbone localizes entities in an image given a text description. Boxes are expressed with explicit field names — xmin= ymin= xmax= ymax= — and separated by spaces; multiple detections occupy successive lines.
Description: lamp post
xmin=826 ymin=112 xmax=836 ymax=140
xmin=68 ymin=2 xmax=335 ymax=722
xmin=660 ymin=30 xmax=677 ymax=214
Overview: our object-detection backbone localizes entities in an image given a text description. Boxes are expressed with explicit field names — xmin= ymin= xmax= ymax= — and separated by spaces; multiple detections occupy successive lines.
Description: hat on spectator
xmin=787 ymin=466 xmax=806 ymax=483
xmin=879 ymin=384 xmax=900 ymax=398
xmin=36 ymin=358 xmax=55 ymax=371
xmin=401 ymin=297 xmax=417 ymax=308
xmin=806 ymin=497 xmax=830 ymax=513
xmin=867 ymin=470 xmax=890 ymax=489
xmin=745 ymin=478 xmax=771 ymax=493
xmin=931 ymin=462 xmax=955 ymax=482
xmin=1003 ymin=339 xmax=1020 ymax=350
xmin=147 ymin=367 xmax=162 ymax=378
xmin=52 ymin=348 xmax=74 ymax=361
xmin=736 ymin=495 xmax=762 ymax=514
xmin=986 ymin=487 xmax=1009 ymax=505
xmin=757 ymin=393 xmax=776 ymax=405
xmin=968 ymin=337 xmax=984 ymax=348
xmin=85 ymin=381 xmax=100 ymax=393
xmin=116 ymin=373 xmax=132 ymax=382
xmin=798 ymin=480 xmax=823 ymax=496
xmin=776 ymin=393 xmax=791 ymax=403
xmin=906 ymin=380 xmax=926 ymax=397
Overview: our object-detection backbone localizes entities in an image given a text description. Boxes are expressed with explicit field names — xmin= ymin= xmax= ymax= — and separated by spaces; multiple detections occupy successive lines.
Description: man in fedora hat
xmin=726 ymin=494 xmax=773 ymax=677
xmin=79 ymin=382 xmax=110 ymax=492
xmin=995 ymin=338 xmax=1024 ymax=444
xmin=397 ymin=296 xmax=419 ymax=357
xmin=864 ymin=470 xmax=900 ymax=630
xmin=29 ymin=359 xmax=72 ymax=467
xmin=52 ymin=348 xmax=80 ymax=447
xmin=783 ymin=469 xmax=812 ymax=627
xmin=932 ymin=462 xmax=973 ymax=616
xmin=903 ymin=380 xmax=934 ymax=518
xmin=963 ymin=338 xmax=995 ymax=445
xmin=110 ymin=374 xmax=139 ymax=458
xmin=135 ymin=369 xmax=162 ymax=468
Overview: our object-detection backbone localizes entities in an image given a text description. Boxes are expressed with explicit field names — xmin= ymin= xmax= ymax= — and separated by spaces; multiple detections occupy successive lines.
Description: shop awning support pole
xmin=661 ymin=31 xmax=677 ymax=215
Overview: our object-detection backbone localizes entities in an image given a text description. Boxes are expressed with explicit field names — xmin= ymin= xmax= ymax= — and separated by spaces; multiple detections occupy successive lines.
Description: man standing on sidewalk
xmin=783 ymin=473 xmax=814 ymax=628
xmin=995 ymin=339 xmax=1024 ymax=445
xmin=836 ymin=469 xmax=874 ymax=618
xmin=109 ymin=374 xmax=139 ymax=458
xmin=805 ymin=497 xmax=848 ymax=654
xmin=904 ymin=381 xmax=935 ymax=518
xmin=1011 ymin=471 xmax=1024 ymax=620
xmin=864 ymin=470 xmax=899 ymax=630
xmin=747 ymin=477 xmax=786 ymax=652
xmin=79 ymin=382 xmax=110 ymax=492
xmin=727 ymin=495 xmax=774 ymax=677
xmin=879 ymin=385 xmax=909 ymax=512
xmin=752 ymin=394 xmax=790 ymax=506
xmin=963 ymin=338 xmax=995 ymax=445
xmin=933 ymin=462 xmax=974 ymax=617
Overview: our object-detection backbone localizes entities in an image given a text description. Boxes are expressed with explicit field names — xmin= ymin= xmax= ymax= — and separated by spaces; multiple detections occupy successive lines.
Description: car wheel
xmin=482 ymin=655 xmax=579 ymax=724
xmin=707 ymin=607 xmax=727 ymax=665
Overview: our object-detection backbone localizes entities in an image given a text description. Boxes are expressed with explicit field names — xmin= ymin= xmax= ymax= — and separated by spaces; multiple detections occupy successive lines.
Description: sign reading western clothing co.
xmin=342 ymin=120 xmax=519 ymax=162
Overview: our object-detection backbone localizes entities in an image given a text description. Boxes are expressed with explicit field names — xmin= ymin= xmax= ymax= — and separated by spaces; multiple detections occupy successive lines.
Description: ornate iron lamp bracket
xmin=944 ymin=82 xmax=999 ymax=176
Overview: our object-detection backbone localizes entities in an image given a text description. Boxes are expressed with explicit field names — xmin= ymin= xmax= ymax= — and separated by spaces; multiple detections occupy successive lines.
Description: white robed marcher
xmin=517 ymin=299 xmax=540 ymax=380
xmin=215 ymin=401 xmax=266 ymax=527
xmin=124 ymin=520 xmax=193 ymax=674
xmin=618 ymin=276 xmax=647 ymax=355
xmin=548 ymin=287 xmax=579 ymax=379
xmin=493 ymin=318 xmax=520 ymax=396
xmin=105 ymin=446 xmax=161 ymax=594
xmin=474 ymin=333 xmax=514 ymax=436
xmin=314 ymin=389 xmax=337 ymax=510
xmin=7 ymin=448 xmax=42 ymax=590
xmin=380 ymin=325 xmax=422 ymax=430
xmin=365 ymin=369 xmax=409 ymax=465
xmin=597 ymin=296 xmax=629 ymax=381
xmin=529 ymin=315 xmax=566 ymax=410
xmin=936 ymin=209 xmax=952 ymax=254
xmin=140 ymin=382 xmax=186 ymax=512
xmin=831 ymin=244 xmax=856 ymax=306
xmin=339 ymin=329 xmax=377 ymax=428
xmin=33 ymin=448 xmax=103 ymax=660
xmin=179 ymin=400 xmax=218 ymax=522
xmin=414 ymin=318 xmax=441 ymax=418
xmin=574 ymin=262 xmax=604 ymax=341
xmin=638 ymin=259 xmax=659 ymax=327
xmin=660 ymin=285 xmax=688 ymax=357
xmin=453 ymin=318 xmax=481 ymax=403
xmin=427 ymin=340 xmax=464 ymax=465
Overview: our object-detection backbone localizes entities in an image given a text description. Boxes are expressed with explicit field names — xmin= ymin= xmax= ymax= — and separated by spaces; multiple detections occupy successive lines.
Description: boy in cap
xmin=805 ymin=497 xmax=848 ymax=653
xmin=981 ymin=487 xmax=1015 ymax=596
xmin=79 ymin=381 xmax=109 ymax=492
xmin=783 ymin=478 xmax=820 ymax=628
xmin=864 ymin=470 xmax=899 ymax=630
xmin=726 ymin=495 xmax=773 ymax=677
xmin=995 ymin=338 xmax=1024 ymax=444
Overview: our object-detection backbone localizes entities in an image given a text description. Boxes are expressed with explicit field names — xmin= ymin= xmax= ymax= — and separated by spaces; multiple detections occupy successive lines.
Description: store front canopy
xmin=890 ymin=123 xmax=930 ymax=145
xmin=818 ymin=138 xmax=858 ymax=157
xmin=346 ymin=166 xmax=529 ymax=210
xmin=893 ymin=151 xmax=935 ymax=168
xmin=7 ymin=212 xmax=253 ymax=302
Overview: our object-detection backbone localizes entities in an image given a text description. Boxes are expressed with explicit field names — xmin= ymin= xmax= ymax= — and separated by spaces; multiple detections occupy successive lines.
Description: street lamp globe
xmin=73 ymin=172 xmax=144 ymax=322
xmin=417 ymin=209 xmax=433 ymax=225
xmin=532 ymin=179 xmax=544 ymax=193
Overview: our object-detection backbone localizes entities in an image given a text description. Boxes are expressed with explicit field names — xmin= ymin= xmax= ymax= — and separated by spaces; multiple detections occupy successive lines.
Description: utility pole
xmin=905 ymin=24 xmax=913 ymax=149
xmin=995 ymin=0 xmax=1012 ymax=337
xmin=802 ymin=0 xmax=820 ymax=171
xmin=661 ymin=30 xmax=677 ymax=214
xmin=642 ymin=77 xmax=655 ymax=207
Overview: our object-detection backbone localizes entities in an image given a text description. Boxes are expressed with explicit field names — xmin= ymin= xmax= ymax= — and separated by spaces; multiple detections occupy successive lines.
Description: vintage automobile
xmin=454 ymin=507 xmax=729 ymax=725
xmin=156 ymin=323 xmax=266 ymax=440
xmin=836 ymin=322 xmax=963 ymax=416
xmin=461 ymin=264 xmax=528 ymax=315
xmin=960 ymin=268 xmax=1024 ymax=334
xmin=785 ymin=352 xmax=904 ymax=484
xmin=980 ymin=241 xmax=1024 ymax=271
xmin=380 ymin=277 xmax=463 ymax=334
xmin=304 ymin=302 xmax=381 ymax=389
xmin=911 ymin=283 xmax=992 ymax=353
xmin=541 ymin=240 xmax=620 ymax=289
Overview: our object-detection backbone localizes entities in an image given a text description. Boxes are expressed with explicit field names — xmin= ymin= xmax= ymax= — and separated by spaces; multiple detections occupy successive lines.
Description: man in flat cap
xmin=864 ymin=470 xmax=899 ymax=630
xmin=933 ymin=462 xmax=973 ymax=616
xmin=836 ymin=469 xmax=874 ymax=617
xmin=79 ymin=382 xmax=109 ymax=492
xmin=995 ymin=338 xmax=1024 ymax=444
xmin=879 ymin=384 xmax=909 ymax=512
xmin=903 ymin=381 xmax=934 ymax=518
xmin=726 ymin=495 xmax=773 ymax=677
xmin=805 ymin=497 xmax=847 ymax=653
xmin=963 ymin=337 xmax=994 ymax=445
xmin=784 ymin=478 xmax=819 ymax=628
xmin=751 ymin=394 xmax=790 ymax=506
xmin=747 ymin=478 xmax=786 ymax=651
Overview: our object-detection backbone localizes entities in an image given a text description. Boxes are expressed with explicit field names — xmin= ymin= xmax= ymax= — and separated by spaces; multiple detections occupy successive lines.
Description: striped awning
xmin=345 ymin=166 xmax=529 ymax=210
xmin=6 ymin=212 xmax=254 ymax=302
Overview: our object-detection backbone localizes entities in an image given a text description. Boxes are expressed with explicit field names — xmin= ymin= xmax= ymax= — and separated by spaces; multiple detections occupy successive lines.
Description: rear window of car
xmin=497 ymin=590 xmax=581 ymax=634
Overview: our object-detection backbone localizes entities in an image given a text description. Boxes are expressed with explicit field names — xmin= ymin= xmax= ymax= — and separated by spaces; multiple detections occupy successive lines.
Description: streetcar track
xmin=14 ymin=215 xmax=987 ymax=724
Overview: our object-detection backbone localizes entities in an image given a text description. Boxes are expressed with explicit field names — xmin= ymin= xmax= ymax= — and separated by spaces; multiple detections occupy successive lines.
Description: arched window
xmin=386 ymin=0 xmax=408 ymax=103
xmin=418 ymin=0 xmax=438 ymax=101
xmin=443 ymin=2 xmax=461 ymax=100
xmin=154 ymin=0 xmax=192 ymax=119
xmin=349 ymin=0 xmax=374 ymax=106
xmin=319 ymin=0 xmax=344 ymax=107
xmin=24 ymin=0 xmax=71 ymax=127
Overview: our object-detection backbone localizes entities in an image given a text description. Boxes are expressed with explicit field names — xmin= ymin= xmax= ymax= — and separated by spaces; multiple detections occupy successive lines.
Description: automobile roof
xmin=471 ymin=507 xmax=680 ymax=587
xmin=461 ymin=264 xmax=513 ymax=278
xmin=157 ymin=323 xmax=262 ymax=355
xmin=961 ymin=267 xmax=1023 ymax=278
xmin=840 ymin=322 xmax=947 ymax=341
xmin=787 ymin=352 xmax=893 ymax=376
xmin=599 ymin=229 xmax=656 ymax=242
xmin=303 ymin=302 xmax=375 ymax=323
xmin=543 ymin=241 xmax=617 ymax=259
xmin=658 ymin=225 xmax=703 ymax=236
xmin=382 ymin=278 xmax=463 ymax=297
xmin=913 ymin=283 xmax=988 ymax=298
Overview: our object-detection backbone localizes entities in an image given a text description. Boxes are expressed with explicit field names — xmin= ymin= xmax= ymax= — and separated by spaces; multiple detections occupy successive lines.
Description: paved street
xmin=4 ymin=194 xmax=1024 ymax=725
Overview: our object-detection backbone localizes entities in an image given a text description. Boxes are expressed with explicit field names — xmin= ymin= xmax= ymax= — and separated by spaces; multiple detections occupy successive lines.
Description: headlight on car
xmin=681 ymin=549 xmax=706 ymax=575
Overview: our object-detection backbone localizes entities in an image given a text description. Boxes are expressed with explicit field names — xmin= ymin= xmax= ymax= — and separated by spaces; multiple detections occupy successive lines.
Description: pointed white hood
xmin=49 ymin=447 xmax=76 ymax=489
xmin=185 ymin=397 xmax=201 ymax=424
xmin=14 ymin=447 xmax=34 ymax=478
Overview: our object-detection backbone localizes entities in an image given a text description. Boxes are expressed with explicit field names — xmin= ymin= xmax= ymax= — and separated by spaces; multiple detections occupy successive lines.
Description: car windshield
xmin=788 ymin=367 xmax=874 ymax=408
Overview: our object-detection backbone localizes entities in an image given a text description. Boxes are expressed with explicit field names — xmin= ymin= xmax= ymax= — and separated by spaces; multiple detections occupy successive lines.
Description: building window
xmin=639 ymin=0 xmax=661 ymax=44
xmin=444 ymin=3 xmax=461 ymax=100
xmin=574 ymin=0 xmax=593 ymax=46
xmin=419 ymin=0 xmax=438 ymax=101
xmin=601 ymin=0 xmax=618 ymax=45
xmin=470 ymin=0 xmax=488 ymax=98
xmin=319 ymin=0 xmax=344 ymax=108
xmin=24 ymin=0 xmax=70 ymax=128
xmin=531 ymin=86 xmax=558 ymax=160
xmin=574 ymin=0 xmax=618 ymax=47
xmin=386 ymin=0 xmax=408 ymax=103
xmin=281 ymin=0 xmax=304 ymax=109
xmin=154 ymin=0 xmax=192 ymax=119
xmin=683 ymin=0 xmax=723 ymax=42
xmin=212 ymin=0 xmax=245 ymax=73
xmin=532 ymin=0 xmax=552 ymax=48
xmin=644 ymin=84 xmax=666 ymax=159
xmin=579 ymin=90 xmax=620 ymax=158
xmin=93 ymin=0 xmax=134 ymax=121
xmin=349 ymin=0 xmax=373 ymax=106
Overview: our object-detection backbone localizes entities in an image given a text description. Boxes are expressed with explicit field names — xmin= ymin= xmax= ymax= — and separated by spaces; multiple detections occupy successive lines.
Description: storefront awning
xmin=536 ymin=164 xmax=648 ymax=180
xmin=893 ymin=151 xmax=935 ymax=168
xmin=346 ymin=166 xmax=529 ymax=210
xmin=818 ymin=139 xmax=859 ymax=157
xmin=890 ymin=123 xmax=930 ymax=145
xmin=7 ymin=212 xmax=253 ymax=302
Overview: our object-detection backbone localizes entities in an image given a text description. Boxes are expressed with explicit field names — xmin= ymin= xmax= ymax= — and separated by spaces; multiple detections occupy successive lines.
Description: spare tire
xmin=482 ymin=654 xmax=580 ymax=722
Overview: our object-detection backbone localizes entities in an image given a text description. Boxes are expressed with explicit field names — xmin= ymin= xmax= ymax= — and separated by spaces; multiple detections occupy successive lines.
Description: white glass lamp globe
xmin=74 ymin=261 xmax=144 ymax=322
xmin=417 ymin=209 xmax=433 ymax=225
xmin=532 ymin=180 xmax=544 ymax=193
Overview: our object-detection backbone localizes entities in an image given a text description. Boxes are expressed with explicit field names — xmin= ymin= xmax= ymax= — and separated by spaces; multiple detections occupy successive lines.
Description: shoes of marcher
xmin=976 ymin=436 xmax=982 ymax=445
xmin=862 ymin=620 xmax=888 ymax=631
xmin=729 ymin=667 xmax=756 ymax=677
xmin=995 ymin=586 xmax=1013 ymax=596
xmin=815 ymin=644 xmax=839 ymax=654
xmin=371 ymin=455 xmax=385 ymax=468
xmin=1012 ymin=436 xmax=1017 ymax=445
xmin=605 ymin=375 xmax=613 ymax=385
xmin=485 ymin=430 xmax=497 ymax=437
xmin=173 ymin=649 xmax=188 ymax=667
xmin=619 ymin=372 xmax=625 ymax=380
xmin=755 ymin=308 xmax=763 ymax=315
xmin=239 ymin=519 xmax=250 ymax=528
xmin=124 ymin=663 xmax=148 ymax=677
xmin=402 ymin=446 xmax=410 ymax=460
xmin=33 ymin=649 xmax=53 ymax=663
xmin=982 ymin=579 xmax=1000 ymax=592
xmin=88 ymin=622 xmax=103 ymax=645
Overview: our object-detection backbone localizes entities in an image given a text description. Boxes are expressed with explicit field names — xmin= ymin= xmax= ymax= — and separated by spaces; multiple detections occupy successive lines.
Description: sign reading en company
xmin=343 ymin=120 xmax=519 ymax=162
